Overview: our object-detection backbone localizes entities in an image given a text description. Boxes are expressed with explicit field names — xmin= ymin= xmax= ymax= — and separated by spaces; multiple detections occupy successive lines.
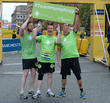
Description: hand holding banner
xmin=32 ymin=1 xmax=76 ymax=24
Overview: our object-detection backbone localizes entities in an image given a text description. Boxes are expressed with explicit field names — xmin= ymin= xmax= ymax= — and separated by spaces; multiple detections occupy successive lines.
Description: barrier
xmin=2 ymin=39 xmax=21 ymax=52
xmin=2 ymin=30 xmax=19 ymax=38
xmin=77 ymin=38 xmax=89 ymax=55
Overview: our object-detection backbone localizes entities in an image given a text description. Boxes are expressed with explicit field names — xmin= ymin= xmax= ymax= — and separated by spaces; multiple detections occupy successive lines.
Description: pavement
xmin=0 ymin=51 xmax=110 ymax=103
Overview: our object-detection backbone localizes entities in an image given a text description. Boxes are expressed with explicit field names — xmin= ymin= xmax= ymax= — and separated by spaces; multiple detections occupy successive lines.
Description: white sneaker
xmin=32 ymin=92 xmax=41 ymax=99
xmin=46 ymin=91 xmax=55 ymax=97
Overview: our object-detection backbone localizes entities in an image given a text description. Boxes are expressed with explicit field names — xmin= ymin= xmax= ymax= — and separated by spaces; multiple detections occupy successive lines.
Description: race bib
xmin=41 ymin=51 xmax=51 ymax=61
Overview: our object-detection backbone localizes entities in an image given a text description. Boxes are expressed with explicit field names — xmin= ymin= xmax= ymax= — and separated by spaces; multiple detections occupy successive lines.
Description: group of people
xmin=19 ymin=8 xmax=86 ymax=100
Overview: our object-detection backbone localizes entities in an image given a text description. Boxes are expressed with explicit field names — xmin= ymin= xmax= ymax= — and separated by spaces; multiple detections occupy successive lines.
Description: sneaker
xmin=19 ymin=93 xmax=28 ymax=99
xmin=46 ymin=91 xmax=55 ymax=97
xmin=57 ymin=91 xmax=66 ymax=97
xmin=32 ymin=92 xmax=41 ymax=99
xmin=80 ymin=91 xmax=86 ymax=99
xmin=28 ymin=90 xmax=34 ymax=96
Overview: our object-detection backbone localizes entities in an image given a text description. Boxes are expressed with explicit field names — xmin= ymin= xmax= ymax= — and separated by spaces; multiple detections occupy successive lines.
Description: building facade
xmin=27 ymin=3 xmax=33 ymax=15
xmin=11 ymin=5 xmax=28 ymax=30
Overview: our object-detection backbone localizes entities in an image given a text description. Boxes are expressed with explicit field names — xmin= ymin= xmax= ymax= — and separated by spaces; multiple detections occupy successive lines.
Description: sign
xmin=32 ymin=1 xmax=76 ymax=24
xmin=95 ymin=9 xmax=104 ymax=15
xmin=94 ymin=31 xmax=104 ymax=36
xmin=2 ymin=39 xmax=21 ymax=52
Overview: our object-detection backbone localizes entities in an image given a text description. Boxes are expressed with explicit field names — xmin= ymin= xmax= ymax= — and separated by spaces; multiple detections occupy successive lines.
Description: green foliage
xmin=106 ymin=5 xmax=110 ymax=18
xmin=79 ymin=4 xmax=90 ymax=33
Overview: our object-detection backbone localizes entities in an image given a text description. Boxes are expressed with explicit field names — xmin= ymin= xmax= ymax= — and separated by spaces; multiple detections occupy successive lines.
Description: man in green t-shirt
xmin=57 ymin=8 xmax=86 ymax=99
xmin=32 ymin=23 xmax=61 ymax=98
xmin=19 ymin=14 xmax=41 ymax=99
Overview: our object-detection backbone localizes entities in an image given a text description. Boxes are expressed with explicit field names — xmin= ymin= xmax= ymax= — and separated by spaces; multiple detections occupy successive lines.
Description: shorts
xmin=36 ymin=62 xmax=55 ymax=74
xmin=22 ymin=58 xmax=38 ymax=70
xmin=61 ymin=58 xmax=81 ymax=76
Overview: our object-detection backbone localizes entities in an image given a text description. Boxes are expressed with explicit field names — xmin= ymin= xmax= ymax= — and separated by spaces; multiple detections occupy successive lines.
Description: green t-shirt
xmin=37 ymin=35 xmax=57 ymax=63
xmin=58 ymin=31 xmax=79 ymax=59
xmin=20 ymin=32 xmax=37 ymax=59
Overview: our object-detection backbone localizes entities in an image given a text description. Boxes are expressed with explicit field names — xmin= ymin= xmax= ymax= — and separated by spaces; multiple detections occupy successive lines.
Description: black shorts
xmin=61 ymin=58 xmax=81 ymax=76
xmin=36 ymin=62 xmax=55 ymax=74
xmin=22 ymin=58 xmax=38 ymax=70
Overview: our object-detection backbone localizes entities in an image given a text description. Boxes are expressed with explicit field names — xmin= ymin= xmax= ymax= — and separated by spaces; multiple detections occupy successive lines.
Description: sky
xmin=2 ymin=3 xmax=27 ymax=22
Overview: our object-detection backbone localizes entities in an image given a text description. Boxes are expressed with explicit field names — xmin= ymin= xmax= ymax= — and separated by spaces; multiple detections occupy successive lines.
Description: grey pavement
xmin=0 ymin=52 xmax=110 ymax=103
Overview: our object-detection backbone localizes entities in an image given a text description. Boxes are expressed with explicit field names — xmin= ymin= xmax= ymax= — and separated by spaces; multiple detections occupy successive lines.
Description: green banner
xmin=32 ymin=1 xmax=76 ymax=24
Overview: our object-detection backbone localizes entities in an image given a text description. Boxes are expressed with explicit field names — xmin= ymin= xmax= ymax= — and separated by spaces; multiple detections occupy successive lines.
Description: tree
xmin=106 ymin=4 xmax=110 ymax=17
xmin=79 ymin=4 xmax=90 ymax=34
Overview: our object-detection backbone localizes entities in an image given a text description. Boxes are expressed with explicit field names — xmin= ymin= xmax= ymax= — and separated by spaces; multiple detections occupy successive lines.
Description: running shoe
xmin=28 ymin=90 xmax=34 ymax=96
xmin=46 ymin=91 xmax=55 ymax=97
xmin=19 ymin=93 xmax=28 ymax=99
xmin=32 ymin=92 xmax=41 ymax=99
xmin=57 ymin=91 xmax=66 ymax=97
xmin=80 ymin=91 xmax=86 ymax=99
